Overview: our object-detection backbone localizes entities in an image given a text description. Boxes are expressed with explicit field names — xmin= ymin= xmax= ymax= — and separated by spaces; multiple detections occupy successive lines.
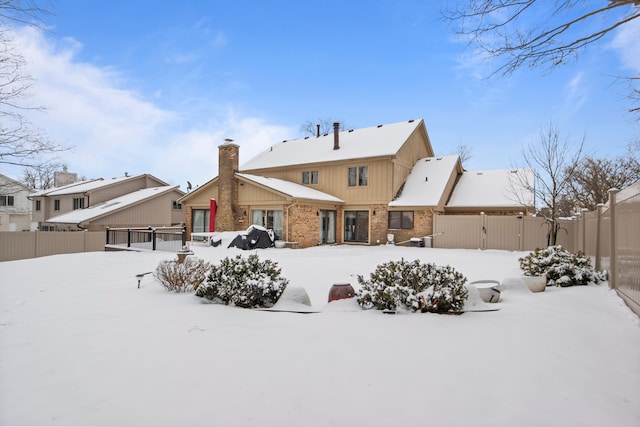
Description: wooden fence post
xmin=595 ymin=204 xmax=605 ymax=272
xmin=608 ymin=188 xmax=619 ymax=289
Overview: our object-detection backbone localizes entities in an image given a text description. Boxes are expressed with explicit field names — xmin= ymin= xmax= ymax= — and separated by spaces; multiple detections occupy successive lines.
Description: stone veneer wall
xmin=371 ymin=206 xmax=434 ymax=245
xmin=217 ymin=143 xmax=239 ymax=231
xmin=185 ymin=206 xmax=193 ymax=240
xmin=287 ymin=204 xmax=321 ymax=248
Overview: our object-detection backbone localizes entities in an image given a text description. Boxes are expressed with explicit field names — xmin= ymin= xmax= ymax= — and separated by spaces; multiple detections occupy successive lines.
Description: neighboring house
xmin=0 ymin=173 xmax=35 ymax=231
xmin=30 ymin=174 xmax=185 ymax=231
xmin=178 ymin=119 xmax=533 ymax=248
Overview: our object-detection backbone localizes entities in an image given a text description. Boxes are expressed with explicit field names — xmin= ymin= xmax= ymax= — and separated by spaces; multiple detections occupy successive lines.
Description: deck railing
xmin=106 ymin=226 xmax=186 ymax=252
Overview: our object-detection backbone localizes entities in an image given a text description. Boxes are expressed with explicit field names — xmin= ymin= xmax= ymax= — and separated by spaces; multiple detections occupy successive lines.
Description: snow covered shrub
xmin=196 ymin=254 xmax=288 ymax=308
xmin=356 ymin=259 xmax=468 ymax=313
xmin=154 ymin=257 xmax=211 ymax=293
xmin=519 ymin=246 xmax=605 ymax=287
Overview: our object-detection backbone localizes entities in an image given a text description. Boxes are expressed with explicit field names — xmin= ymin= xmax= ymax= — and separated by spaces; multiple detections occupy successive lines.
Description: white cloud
xmin=562 ymin=72 xmax=588 ymax=113
xmin=9 ymin=26 xmax=293 ymax=188
xmin=610 ymin=17 xmax=640 ymax=73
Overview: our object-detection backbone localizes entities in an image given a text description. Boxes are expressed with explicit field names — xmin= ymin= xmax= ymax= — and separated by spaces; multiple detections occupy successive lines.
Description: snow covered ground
xmin=1 ymin=244 xmax=639 ymax=426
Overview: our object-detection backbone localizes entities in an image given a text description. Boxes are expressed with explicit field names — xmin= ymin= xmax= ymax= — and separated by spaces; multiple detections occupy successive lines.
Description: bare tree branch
xmin=510 ymin=121 xmax=585 ymax=245
xmin=444 ymin=0 xmax=640 ymax=116
xmin=0 ymin=1 xmax=70 ymax=179
xmin=300 ymin=118 xmax=347 ymax=137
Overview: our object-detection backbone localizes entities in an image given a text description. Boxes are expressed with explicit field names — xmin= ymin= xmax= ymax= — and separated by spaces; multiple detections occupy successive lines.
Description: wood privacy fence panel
xmin=432 ymin=215 xmax=482 ymax=249
xmin=613 ymin=184 xmax=640 ymax=315
xmin=0 ymin=231 xmax=106 ymax=262
xmin=434 ymin=214 xmax=556 ymax=252
xmin=485 ymin=216 xmax=521 ymax=251
xmin=521 ymin=216 xmax=548 ymax=250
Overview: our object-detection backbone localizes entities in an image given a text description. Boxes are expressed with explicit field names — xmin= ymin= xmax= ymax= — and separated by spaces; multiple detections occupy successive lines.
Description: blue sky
xmin=7 ymin=0 xmax=640 ymax=188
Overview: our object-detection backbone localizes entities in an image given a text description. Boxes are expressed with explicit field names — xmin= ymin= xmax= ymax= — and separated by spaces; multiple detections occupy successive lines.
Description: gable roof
xmin=389 ymin=156 xmax=461 ymax=207
xmin=46 ymin=186 xmax=181 ymax=225
xmin=237 ymin=173 xmax=344 ymax=203
xmin=31 ymin=174 xmax=169 ymax=197
xmin=446 ymin=169 xmax=534 ymax=208
xmin=240 ymin=119 xmax=428 ymax=171
xmin=0 ymin=173 xmax=35 ymax=192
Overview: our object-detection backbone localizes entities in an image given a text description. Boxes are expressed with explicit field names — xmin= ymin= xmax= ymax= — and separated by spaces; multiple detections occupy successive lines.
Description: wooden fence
xmin=0 ymin=231 xmax=106 ymax=262
xmin=433 ymin=181 xmax=640 ymax=316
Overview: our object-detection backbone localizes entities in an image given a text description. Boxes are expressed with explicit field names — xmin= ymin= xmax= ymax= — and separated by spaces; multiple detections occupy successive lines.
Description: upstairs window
xmin=35 ymin=200 xmax=41 ymax=211
xmin=73 ymin=197 xmax=85 ymax=210
xmin=302 ymin=170 xmax=318 ymax=185
xmin=172 ymin=201 xmax=182 ymax=210
xmin=348 ymin=166 xmax=368 ymax=186
xmin=0 ymin=195 xmax=14 ymax=207
xmin=54 ymin=199 xmax=60 ymax=211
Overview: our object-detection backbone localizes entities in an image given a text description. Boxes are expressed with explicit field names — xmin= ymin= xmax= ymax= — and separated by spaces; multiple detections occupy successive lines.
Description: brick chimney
xmin=333 ymin=122 xmax=340 ymax=150
xmin=217 ymin=139 xmax=239 ymax=231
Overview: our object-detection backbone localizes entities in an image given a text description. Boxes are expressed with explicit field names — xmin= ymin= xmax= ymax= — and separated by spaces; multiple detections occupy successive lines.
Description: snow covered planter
xmin=356 ymin=259 xmax=468 ymax=313
xmin=518 ymin=246 xmax=605 ymax=287
xmin=154 ymin=257 xmax=211 ymax=293
xmin=196 ymin=254 xmax=288 ymax=308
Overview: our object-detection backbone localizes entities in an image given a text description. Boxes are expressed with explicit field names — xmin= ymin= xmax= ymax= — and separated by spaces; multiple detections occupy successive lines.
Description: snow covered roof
xmin=47 ymin=186 xmax=180 ymax=224
xmin=240 ymin=119 xmax=426 ymax=171
xmin=32 ymin=175 xmax=148 ymax=197
xmin=389 ymin=156 xmax=461 ymax=207
xmin=446 ymin=169 xmax=534 ymax=208
xmin=237 ymin=173 xmax=344 ymax=203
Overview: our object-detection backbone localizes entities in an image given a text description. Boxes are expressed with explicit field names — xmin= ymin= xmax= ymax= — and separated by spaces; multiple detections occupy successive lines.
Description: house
xmin=178 ymin=119 xmax=533 ymax=248
xmin=0 ymin=173 xmax=35 ymax=231
xmin=30 ymin=173 xmax=185 ymax=231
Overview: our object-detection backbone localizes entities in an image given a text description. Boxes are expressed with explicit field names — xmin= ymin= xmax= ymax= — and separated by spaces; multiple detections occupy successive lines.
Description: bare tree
xmin=511 ymin=122 xmax=585 ymax=245
xmin=21 ymin=160 xmax=66 ymax=189
xmin=1 ymin=1 xmax=68 ymax=178
xmin=566 ymin=148 xmax=640 ymax=210
xmin=455 ymin=143 xmax=472 ymax=165
xmin=300 ymin=118 xmax=346 ymax=137
xmin=444 ymin=0 xmax=640 ymax=115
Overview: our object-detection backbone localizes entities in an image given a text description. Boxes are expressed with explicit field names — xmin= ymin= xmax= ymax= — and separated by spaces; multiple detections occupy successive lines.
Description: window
xmin=344 ymin=210 xmax=369 ymax=243
xmin=389 ymin=211 xmax=414 ymax=229
xmin=35 ymin=200 xmax=41 ymax=211
xmin=73 ymin=197 xmax=85 ymax=210
xmin=0 ymin=195 xmax=14 ymax=207
xmin=319 ymin=210 xmax=336 ymax=244
xmin=54 ymin=199 xmax=60 ymax=211
xmin=358 ymin=166 xmax=368 ymax=186
xmin=172 ymin=201 xmax=182 ymax=210
xmin=348 ymin=166 xmax=368 ymax=186
xmin=302 ymin=170 xmax=318 ymax=185
xmin=251 ymin=209 xmax=283 ymax=240
xmin=192 ymin=209 xmax=210 ymax=233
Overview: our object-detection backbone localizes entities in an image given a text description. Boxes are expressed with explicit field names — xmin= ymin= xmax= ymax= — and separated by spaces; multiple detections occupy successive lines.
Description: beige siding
xmin=87 ymin=192 xmax=182 ymax=229
xmin=238 ymin=183 xmax=288 ymax=205
xmin=182 ymin=184 xmax=219 ymax=208
xmin=393 ymin=125 xmax=435 ymax=196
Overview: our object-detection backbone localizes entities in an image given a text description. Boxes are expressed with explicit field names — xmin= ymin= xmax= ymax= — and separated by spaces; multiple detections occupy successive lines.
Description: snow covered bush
xmin=519 ymin=246 xmax=605 ymax=287
xmin=154 ymin=257 xmax=211 ymax=293
xmin=356 ymin=259 xmax=468 ymax=313
xmin=196 ymin=254 xmax=288 ymax=308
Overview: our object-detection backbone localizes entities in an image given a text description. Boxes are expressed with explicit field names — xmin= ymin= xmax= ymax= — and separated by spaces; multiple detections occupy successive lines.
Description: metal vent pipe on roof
xmin=333 ymin=122 xmax=340 ymax=150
